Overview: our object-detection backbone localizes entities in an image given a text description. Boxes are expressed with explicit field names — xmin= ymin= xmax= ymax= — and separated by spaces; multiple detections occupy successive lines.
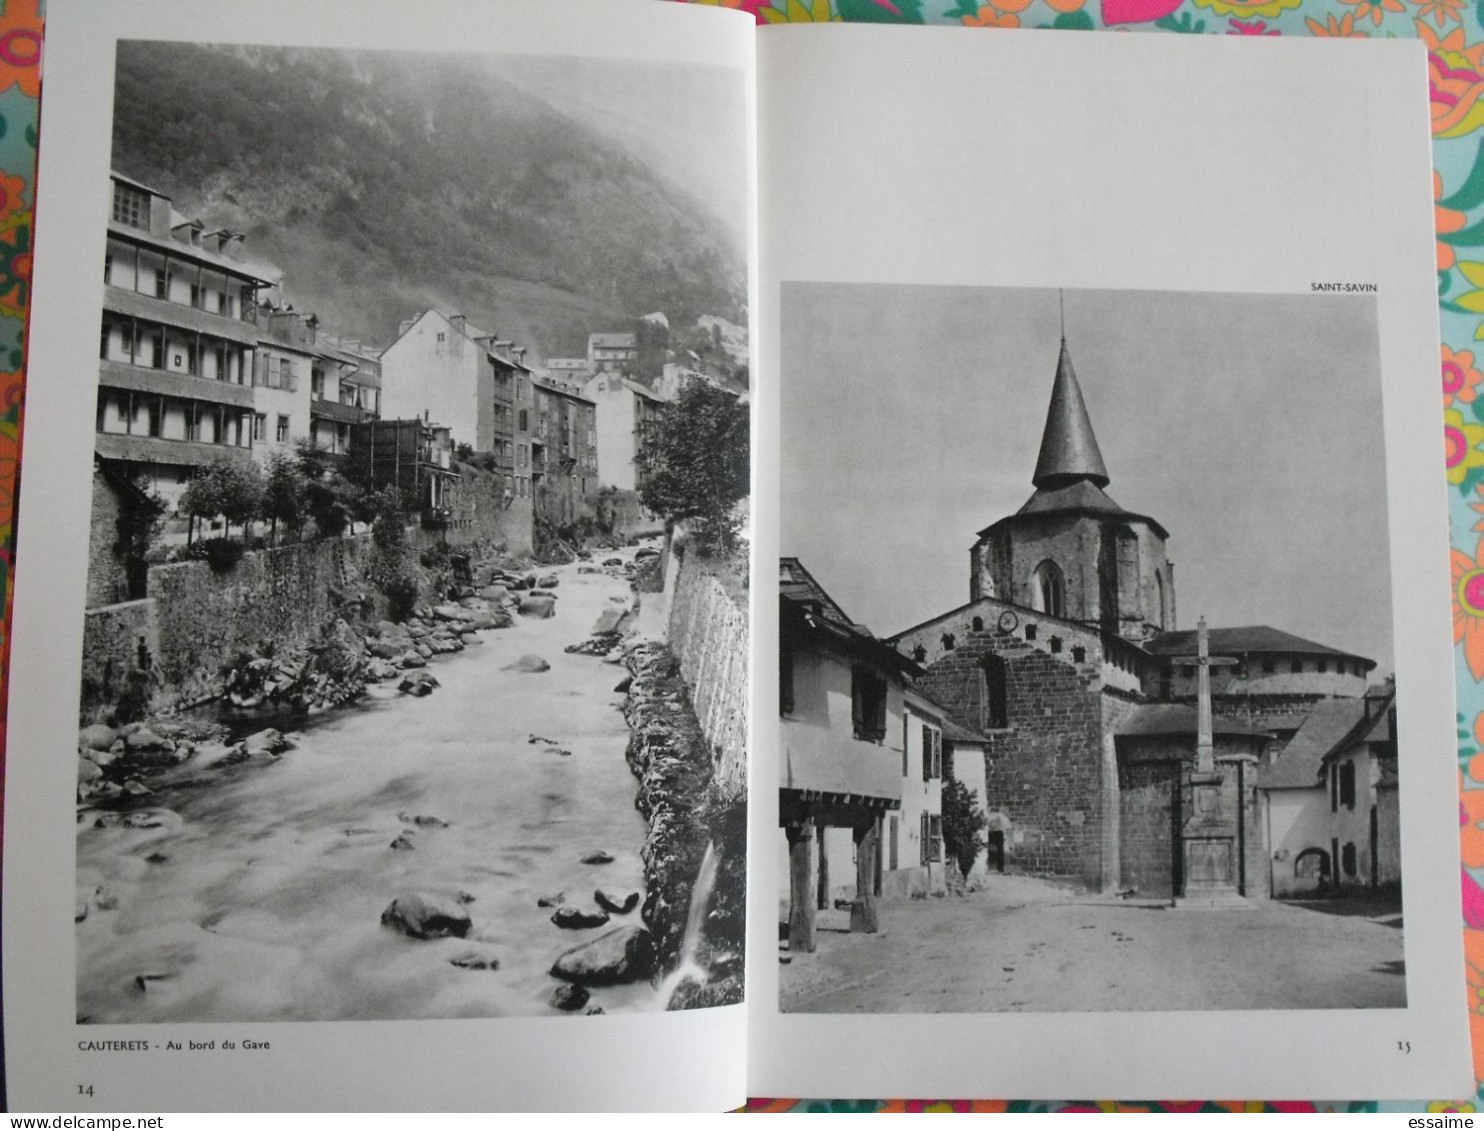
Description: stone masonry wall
xmin=665 ymin=545 xmax=747 ymax=800
xmin=87 ymin=465 xmax=129 ymax=609
xmin=79 ymin=598 xmax=157 ymax=723
xmin=145 ymin=535 xmax=376 ymax=709
xmin=918 ymin=629 xmax=1106 ymax=888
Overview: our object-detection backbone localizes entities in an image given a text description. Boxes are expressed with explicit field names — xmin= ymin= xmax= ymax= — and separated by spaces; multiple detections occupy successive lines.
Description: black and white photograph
xmin=777 ymin=282 xmax=1404 ymax=1014
xmin=73 ymin=39 xmax=750 ymax=1023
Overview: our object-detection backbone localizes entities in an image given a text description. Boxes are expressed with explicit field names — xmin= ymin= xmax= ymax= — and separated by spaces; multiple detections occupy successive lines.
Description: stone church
xmin=889 ymin=337 xmax=1382 ymax=901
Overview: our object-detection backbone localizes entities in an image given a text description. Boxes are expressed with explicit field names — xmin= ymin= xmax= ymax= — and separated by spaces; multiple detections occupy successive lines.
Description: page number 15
xmin=1397 ymin=1040 xmax=1412 ymax=1054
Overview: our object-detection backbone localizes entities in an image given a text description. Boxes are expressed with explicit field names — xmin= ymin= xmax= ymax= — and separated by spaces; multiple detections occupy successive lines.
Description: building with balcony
xmin=778 ymin=557 xmax=916 ymax=954
xmin=98 ymin=173 xmax=273 ymax=508
xmin=587 ymin=331 xmax=636 ymax=373
xmin=310 ymin=334 xmax=382 ymax=456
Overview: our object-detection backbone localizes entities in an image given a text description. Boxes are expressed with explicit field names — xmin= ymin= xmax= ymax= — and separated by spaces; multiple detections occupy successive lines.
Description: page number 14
xmin=77 ymin=1084 xmax=94 ymax=1097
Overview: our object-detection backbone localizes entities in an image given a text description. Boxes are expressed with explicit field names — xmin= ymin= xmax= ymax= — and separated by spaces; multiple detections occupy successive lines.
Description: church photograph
xmin=777 ymin=283 xmax=1407 ymax=1013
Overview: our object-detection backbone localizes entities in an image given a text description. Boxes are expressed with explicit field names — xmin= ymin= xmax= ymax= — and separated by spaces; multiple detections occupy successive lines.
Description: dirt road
xmin=780 ymin=874 xmax=1406 ymax=1013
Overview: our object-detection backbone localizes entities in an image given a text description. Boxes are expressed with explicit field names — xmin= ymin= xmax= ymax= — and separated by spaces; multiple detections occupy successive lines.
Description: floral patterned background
xmin=1 ymin=0 xmax=1480 ymax=1113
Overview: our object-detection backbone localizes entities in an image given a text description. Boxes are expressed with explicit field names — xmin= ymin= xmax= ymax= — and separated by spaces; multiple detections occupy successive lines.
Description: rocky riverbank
xmin=621 ymin=635 xmax=746 ymax=1010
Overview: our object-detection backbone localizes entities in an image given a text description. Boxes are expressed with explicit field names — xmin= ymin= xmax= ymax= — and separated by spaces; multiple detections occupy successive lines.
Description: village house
xmin=587 ymin=330 xmax=637 ymax=373
xmin=309 ymin=334 xmax=382 ymax=457
xmin=779 ymin=556 xmax=911 ymax=952
xmin=97 ymin=172 xmax=271 ymax=509
xmin=781 ymin=558 xmax=997 ymax=944
xmin=380 ymin=310 xmax=537 ymax=497
xmin=888 ymin=336 xmax=1392 ymax=903
xmin=251 ymin=307 xmax=315 ymax=465
xmin=530 ymin=374 xmax=599 ymax=522
xmin=582 ymin=371 xmax=669 ymax=492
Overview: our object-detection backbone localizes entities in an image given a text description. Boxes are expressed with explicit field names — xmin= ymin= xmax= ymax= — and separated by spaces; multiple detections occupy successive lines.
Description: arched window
xmin=971 ymin=616 xmax=984 ymax=632
xmin=1031 ymin=560 xmax=1065 ymax=618
xmin=1155 ymin=570 xmax=1167 ymax=630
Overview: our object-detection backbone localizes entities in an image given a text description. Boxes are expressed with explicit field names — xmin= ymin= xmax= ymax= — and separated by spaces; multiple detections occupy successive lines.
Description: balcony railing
xmin=103 ymin=285 xmax=260 ymax=345
xmin=98 ymin=360 xmax=255 ymax=409
xmin=95 ymin=432 xmax=253 ymax=469
xmin=310 ymin=398 xmax=369 ymax=425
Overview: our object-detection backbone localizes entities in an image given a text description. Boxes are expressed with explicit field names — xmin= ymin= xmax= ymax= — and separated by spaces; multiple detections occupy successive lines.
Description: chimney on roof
xmin=398 ymin=317 xmax=417 ymax=338
xmin=449 ymin=313 xmax=466 ymax=337
xmin=512 ymin=346 xmax=526 ymax=363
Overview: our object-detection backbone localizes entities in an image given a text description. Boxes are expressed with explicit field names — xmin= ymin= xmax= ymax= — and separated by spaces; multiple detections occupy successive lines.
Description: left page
xmin=5 ymin=0 xmax=754 ymax=1112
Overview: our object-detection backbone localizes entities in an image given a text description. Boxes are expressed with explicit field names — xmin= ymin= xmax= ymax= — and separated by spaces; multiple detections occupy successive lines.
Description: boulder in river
xmin=550 ymin=926 xmax=658 ymax=986
xmin=79 ymin=724 xmax=118 ymax=753
xmin=242 ymin=729 xmax=291 ymax=756
xmin=380 ymin=893 xmax=472 ymax=939
xmin=537 ymin=892 xmax=566 ymax=908
xmin=503 ymin=654 xmax=551 ymax=674
xmin=551 ymin=983 xmax=590 ymax=1012
xmin=551 ymin=906 xmax=610 ymax=930
xmin=538 ymin=574 xmax=559 ymax=588
xmin=581 ymin=850 xmax=615 ymax=865
xmin=591 ymin=606 xmax=630 ymax=635
xmin=518 ymin=595 xmax=556 ymax=619
xmin=448 ymin=951 xmax=498 ymax=971
xmin=595 ymin=890 xmax=640 ymax=916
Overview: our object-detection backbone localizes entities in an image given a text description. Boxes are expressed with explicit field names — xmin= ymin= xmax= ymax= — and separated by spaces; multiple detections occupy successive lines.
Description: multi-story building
xmin=582 ymin=372 xmax=668 ymax=492
xmin=311 ymin=334 xmax=382 ymax=456
xmin=98 ymin=172 xmax=272 ymax=508
xmin=587 ymin=331 xmax=637 ymax=373
xmin=530 ymin=375 xmax=599 ymax=521
xmin=252 ymin=307 xmax=316 ymax=465
xmin=381 ymin=310 xmax=537 ymax=492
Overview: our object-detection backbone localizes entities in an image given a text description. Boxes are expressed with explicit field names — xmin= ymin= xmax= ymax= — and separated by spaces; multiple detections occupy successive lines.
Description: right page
xmin=748 ymin=25 xmax=1472 ymax=1100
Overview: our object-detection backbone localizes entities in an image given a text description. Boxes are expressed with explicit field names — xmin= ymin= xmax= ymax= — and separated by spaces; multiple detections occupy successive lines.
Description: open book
xmin=3 ymin=0 xmax=1472 ymax=1111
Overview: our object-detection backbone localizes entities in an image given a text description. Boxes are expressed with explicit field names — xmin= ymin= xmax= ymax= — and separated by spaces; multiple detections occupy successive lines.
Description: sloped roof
xmin=941 ymin=716 xmax=990 ymax=745
xmin=1146 ymin=626 xmax=1374 ymax=667
xmin=1115 ymin=703 xmax=1273 ymax=740
xmin=981 ymin=479 xmax=1170 ymax=540
xmin=1033 ymin=339 xmax=1110 ymax=490
xmin=780 ymin=557 xmax=858 ymax=627
xmin=1257 ymin=699 xmax=1368 ymax=789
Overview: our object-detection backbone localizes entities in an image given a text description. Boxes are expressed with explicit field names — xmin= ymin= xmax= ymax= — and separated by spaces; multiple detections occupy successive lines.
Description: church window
xmin=851 ymin=666 xmax=888 ymax=743
xmin=912 ymin=643 xmax=927 ymax=664
xmin=983 ymin=654 xmax=1009 ymax=730
xmin=1155 ymin=571 xmax=1168 ymax=630
xmin=1071 ymin=646 xmax=1086 ymax=663
xmin=1049 ymin=636 xmax=1063 ymax=654
xmin=941 ymin=632 xmax=955 ymax=652
xmin=1339 ymin=761 xmax=1356 ymax=809
xmin=971 ymin=616 xmax=984 ymax=632
xmin=1032 ymin=560 xmax=1065 ymax=618
xmin=1025 ymin=624 xmax=1037 ymax=641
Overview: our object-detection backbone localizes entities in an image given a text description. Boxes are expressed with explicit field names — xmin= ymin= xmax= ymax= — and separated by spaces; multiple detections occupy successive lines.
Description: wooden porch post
xmin=786 ymin=820 xmax=816 ymax=954
xmin=851 ymin=822 xmax=880 ymax=934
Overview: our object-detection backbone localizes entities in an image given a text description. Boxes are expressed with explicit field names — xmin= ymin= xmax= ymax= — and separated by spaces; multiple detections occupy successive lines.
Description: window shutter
xmin=922 ymin=725 xmax=931 ymax=781
xmin=920 ymin=811 xmax=930 ymax=866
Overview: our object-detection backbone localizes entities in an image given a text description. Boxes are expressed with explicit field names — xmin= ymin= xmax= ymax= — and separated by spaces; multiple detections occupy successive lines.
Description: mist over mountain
xmin=111 ymin=42 xmax=747 ymax=356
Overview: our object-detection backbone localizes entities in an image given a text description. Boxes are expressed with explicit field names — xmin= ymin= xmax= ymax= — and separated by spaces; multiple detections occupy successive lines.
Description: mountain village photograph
xmin=778 ymin=284 xmax=1406 ymax=1013
xmin=74 ymin=42 xmax=749 ymax=1022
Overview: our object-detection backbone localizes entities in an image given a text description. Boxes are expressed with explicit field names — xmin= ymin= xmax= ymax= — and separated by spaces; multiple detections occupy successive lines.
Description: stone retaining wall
xmin=665 ymin=544 xmax=747 ymax=800
xmin=79 ymin=599 xmax=157 ymax=723
xmin=144 ymin=535 xmax=376 ymax=710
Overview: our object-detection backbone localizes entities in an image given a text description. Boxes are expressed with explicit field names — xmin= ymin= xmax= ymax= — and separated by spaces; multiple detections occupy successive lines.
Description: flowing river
xmin=75 ymin=550 xmax=661 ymax=1022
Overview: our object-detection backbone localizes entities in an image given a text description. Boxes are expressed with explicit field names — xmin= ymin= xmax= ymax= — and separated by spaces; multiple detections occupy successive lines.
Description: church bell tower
xmin=970 ymin=333 xmax=1176 ymax=641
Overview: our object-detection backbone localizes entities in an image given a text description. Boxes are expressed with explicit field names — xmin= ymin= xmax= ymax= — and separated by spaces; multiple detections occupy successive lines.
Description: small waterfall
xmin=657 ymin=841 xmax=719 ymax=1008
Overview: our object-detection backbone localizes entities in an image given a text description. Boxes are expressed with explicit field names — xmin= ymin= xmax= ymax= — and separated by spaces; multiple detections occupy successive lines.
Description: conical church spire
xmin=1032 ymin=338 xmax=1110 ymax=490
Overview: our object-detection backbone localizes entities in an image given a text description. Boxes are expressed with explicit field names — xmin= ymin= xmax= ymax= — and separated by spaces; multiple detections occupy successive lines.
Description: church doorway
xmin=1118 ymin=759 xmax=1183 ymax=899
